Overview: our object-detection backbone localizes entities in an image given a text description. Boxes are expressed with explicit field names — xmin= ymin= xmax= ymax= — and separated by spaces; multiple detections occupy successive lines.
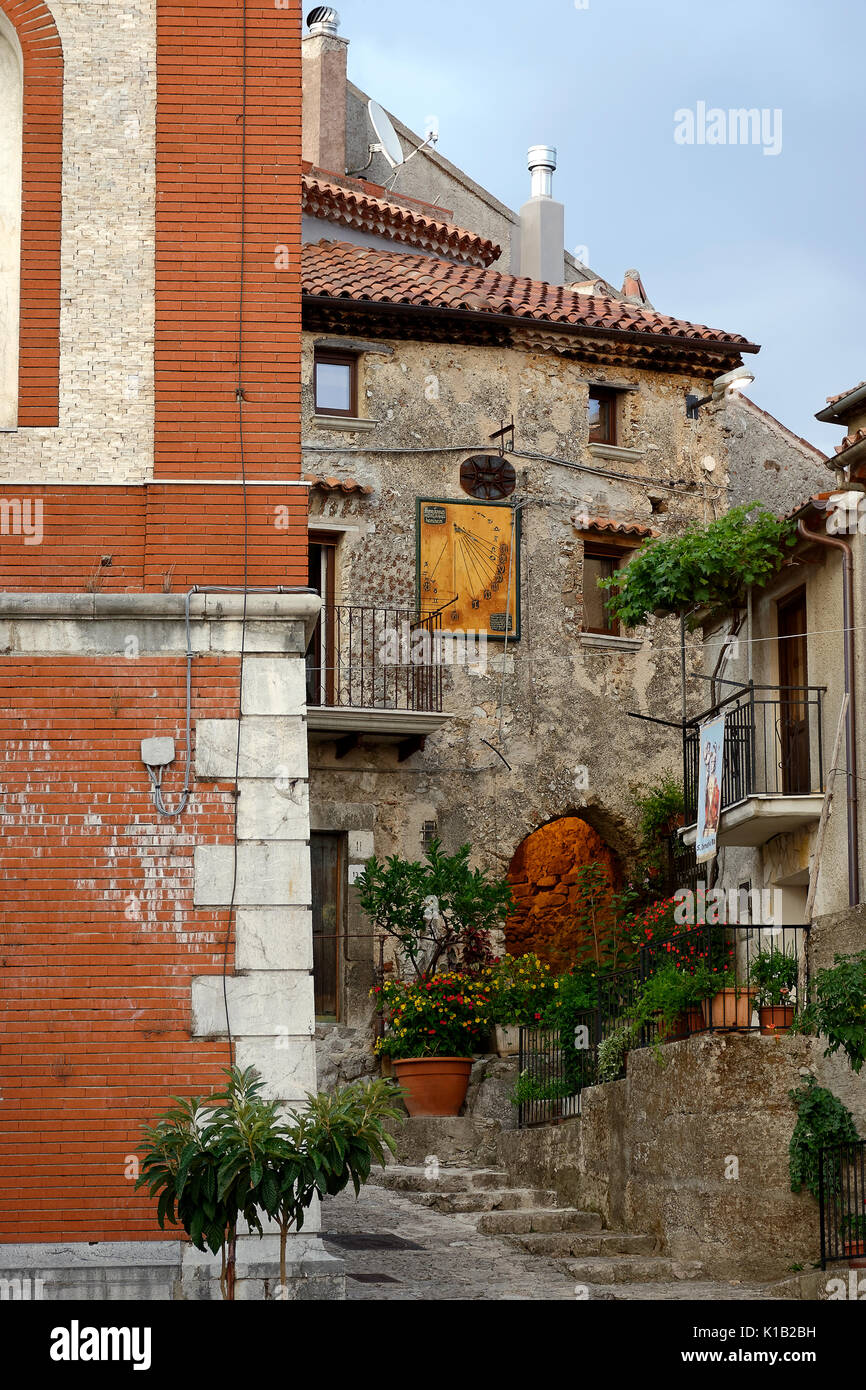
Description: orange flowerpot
xmin=392 ymin=1057 xmax=473 ymax=1117
xmin=758 ymin=1005 xmax=795 ymax=1037
xmin=658 ymin=1012 xmax=690 ymax=1042
xmin=702 ymin=987 xmax=757 ymax=1031
xmin=685 ymin=1006 xmax=705 ymax=1034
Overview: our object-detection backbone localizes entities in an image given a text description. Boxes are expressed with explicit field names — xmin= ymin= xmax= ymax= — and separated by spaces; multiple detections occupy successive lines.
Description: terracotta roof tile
xmin=577 ymin=517 xmax=660 ymax=539
xmin=304 ymin=472 xmax=374 ymax=496
xmin=303 ymin=172 xmax=501 ymax=268
xmin=302 ymin=241 xmax=756 ymax=350
xmin=827 ymin=380 xmax=866 ymax=406
xmin=835 ymin=428 xmax=866 ymax=457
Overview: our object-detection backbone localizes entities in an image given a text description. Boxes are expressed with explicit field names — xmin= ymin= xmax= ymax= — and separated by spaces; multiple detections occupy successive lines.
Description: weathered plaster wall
xmin=704 ymin=534 xmax=864 ymax=925
xmin=303 ymin=333 xmax=735 ymax=1017
xmin=723 ymin=396 xmax=830 ymax=514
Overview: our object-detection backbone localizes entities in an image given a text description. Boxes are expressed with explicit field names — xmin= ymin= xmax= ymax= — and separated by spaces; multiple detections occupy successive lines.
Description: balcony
xmin=306 ymin=604 xmax=453 ymax=758
xmin=681 ymin=683 xmax=826 ymax=848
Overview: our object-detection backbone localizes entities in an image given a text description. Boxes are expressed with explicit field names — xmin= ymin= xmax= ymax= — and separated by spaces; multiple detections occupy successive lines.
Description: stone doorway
xmin=505 ymin=816 xmax=619 ymax=969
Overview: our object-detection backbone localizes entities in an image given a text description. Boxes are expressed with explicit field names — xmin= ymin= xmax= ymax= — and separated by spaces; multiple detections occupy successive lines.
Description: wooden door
xmin=311 ymin=831 xmax=343 ymax=1019
xmin=777 ymin=591 xmax=810 ymax=795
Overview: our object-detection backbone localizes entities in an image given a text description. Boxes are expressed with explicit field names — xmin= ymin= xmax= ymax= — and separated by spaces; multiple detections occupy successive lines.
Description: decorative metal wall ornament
xmin=459 ymin=454 xmax=517 ymax=501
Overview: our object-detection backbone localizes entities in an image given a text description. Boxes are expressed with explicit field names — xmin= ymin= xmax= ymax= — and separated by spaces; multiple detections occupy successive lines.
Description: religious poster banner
xmin=696 ymin=714 xmax=726 ymax=864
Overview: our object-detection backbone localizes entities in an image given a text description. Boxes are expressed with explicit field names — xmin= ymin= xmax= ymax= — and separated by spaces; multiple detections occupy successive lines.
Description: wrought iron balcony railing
xmin=683 ymin=682 xmax=825 ymax=825
xmin=306 ymin=604 xmax=445 ymax=714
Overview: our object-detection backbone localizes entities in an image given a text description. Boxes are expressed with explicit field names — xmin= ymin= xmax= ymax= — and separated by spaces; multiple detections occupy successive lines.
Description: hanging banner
xmin=696 ymin=714 xmax=725 ymax=864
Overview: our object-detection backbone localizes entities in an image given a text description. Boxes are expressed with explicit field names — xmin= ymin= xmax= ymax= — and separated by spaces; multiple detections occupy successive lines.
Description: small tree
xmin=356 ymin=839 xmax=513 ymax=978
xmin=136 ymin=1067 xmax=403 ymax=1298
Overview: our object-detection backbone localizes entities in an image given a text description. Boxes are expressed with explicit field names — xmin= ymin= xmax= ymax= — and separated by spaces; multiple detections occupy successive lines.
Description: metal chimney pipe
xmin=528 ymin=145 xmax=557 ymax=199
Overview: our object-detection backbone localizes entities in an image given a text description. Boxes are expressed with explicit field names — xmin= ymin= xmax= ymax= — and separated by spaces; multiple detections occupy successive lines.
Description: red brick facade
xmin=0 ymin=2 xmax=306 ymax=1246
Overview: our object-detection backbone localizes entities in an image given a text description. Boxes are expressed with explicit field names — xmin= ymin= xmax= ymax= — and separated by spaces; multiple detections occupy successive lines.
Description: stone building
xmin=0 ymin=1 xmax=338 ymax=1299
xmin=298 ymin=10 xmax=829 ymax=1060
xmin=682 ymin=377 xmax=866 ymax=1126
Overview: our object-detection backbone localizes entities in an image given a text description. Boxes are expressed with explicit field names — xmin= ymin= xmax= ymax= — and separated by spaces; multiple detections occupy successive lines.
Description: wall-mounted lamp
xmin=686 ymin=366 xmax=755 ymax=420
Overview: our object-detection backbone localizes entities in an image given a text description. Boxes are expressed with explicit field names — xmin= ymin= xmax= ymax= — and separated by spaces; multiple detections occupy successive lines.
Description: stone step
xmin=386 ymin=1117 xmax=501 ymax=1169
xmin=591 ymin=1281 xmax=776 ymax=1302
xmin=371 ymin=1166 xmax=509 ymax=1194
xmin=563 ymin=1256 xmax=704 ymax=1285
xmin=477 ymin=1208 xmax=603 ymax=1237
xmin=503 ymin=1230 xmax=658 ymax=1259
xmin=400 ymin=1188 xmax=559 ymax=1215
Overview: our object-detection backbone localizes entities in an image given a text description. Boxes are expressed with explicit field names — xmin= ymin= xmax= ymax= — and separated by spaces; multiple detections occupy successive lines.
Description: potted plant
xmin=597 ymin=1020 xmax=641 ymax=1082
xmin=372 ymin=970 xmax=492 ymax=1116
xmin=485 ymin=953 xmax=557 ymax=1054
xmin=750 ymin=944 xmax=799 ymax=1035
xmin=356 ymin=839 xmax=513 ymax=979
xmin=840 ymin=1211 xmax=866 ymax=1261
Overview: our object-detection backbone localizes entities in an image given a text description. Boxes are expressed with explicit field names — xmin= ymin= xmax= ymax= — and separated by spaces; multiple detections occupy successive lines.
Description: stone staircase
xmin=368 ymin=1161 xmax=704 ymax=1290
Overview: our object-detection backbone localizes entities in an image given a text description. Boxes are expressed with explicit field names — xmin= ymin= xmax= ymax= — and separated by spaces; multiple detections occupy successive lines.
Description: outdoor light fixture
xmin=686 ymin=366 xmax=755 ymax=419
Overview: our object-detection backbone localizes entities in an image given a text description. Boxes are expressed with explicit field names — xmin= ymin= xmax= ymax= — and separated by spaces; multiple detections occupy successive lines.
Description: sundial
xmin=417 ymin=498 xmax=521 ymax=639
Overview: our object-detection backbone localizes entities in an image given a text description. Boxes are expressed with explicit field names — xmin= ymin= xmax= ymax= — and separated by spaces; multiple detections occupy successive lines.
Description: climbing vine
xmin=600 ymin=504 xmax=797 ymax=629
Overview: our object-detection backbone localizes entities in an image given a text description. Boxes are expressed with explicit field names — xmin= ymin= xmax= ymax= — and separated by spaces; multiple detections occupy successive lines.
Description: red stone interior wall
xmin=506 ymin=817 xmax=619 ymax=968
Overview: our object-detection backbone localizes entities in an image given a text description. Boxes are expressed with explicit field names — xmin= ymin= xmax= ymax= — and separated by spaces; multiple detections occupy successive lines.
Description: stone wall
xmin=499 ymin=1033 xmax=836 ymax=1281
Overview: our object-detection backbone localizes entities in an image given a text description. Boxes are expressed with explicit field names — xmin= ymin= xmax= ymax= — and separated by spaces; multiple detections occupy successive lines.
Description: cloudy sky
xmin=330 ymin=0 xmax=865 ymax=450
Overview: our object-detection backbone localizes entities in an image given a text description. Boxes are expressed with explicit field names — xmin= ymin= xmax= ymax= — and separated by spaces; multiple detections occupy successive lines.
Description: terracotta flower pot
xmin=493 ymin=1025 xmax=520 ymax=1057
xmin=658 ymin=1012 xmax=690 ymax=1042
xmin=685 ymin=1006 xmax=705 ymax=1034
xmin=842 ymin=1238 xmax=866 ymax=1260
xmin=392 ymin=1057 xmax=473 ymax=1117
xmin=702 ymin=987 xmax=757 ymax=1031
xmin=758 ymin=1004 xmax=795 ymax=1037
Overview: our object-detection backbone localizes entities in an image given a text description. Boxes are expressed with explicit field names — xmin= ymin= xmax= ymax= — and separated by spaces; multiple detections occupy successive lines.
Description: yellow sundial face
xmin=417 ymin=499 xmax=520 ymax=639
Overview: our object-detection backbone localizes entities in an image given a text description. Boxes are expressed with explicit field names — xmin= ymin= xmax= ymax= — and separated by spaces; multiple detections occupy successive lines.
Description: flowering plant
xmin=481 ymin=953 xmax=557 ymax=1027
xmin=372 ymin=971 xmax=493 ymax=1059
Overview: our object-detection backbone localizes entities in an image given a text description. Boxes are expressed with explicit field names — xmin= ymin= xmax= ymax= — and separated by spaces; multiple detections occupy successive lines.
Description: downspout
xmin=796 ymin=520 xmax=860 ymax=906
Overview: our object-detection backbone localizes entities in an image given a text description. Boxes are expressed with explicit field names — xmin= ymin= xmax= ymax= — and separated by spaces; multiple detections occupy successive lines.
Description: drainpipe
xmin=797 ymin=519 xmax=860 ymax=906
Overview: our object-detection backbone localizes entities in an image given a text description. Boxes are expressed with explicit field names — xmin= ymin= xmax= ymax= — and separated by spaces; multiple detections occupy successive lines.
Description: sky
xmin=329 ymin=0 xmax=865 ymax=450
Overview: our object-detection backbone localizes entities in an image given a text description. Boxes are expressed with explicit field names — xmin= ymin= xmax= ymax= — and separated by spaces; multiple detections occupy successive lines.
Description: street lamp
xmin=686 ymin=366 xmax=755 ymax=420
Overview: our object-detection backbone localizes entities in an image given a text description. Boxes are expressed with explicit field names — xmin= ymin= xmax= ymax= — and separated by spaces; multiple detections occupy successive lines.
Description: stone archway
xmin=505 ymin=816 xmax=620 ymax=970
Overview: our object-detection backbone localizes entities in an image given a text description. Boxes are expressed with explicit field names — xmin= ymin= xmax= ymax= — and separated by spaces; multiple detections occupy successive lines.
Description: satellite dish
xmin=368 ymin=100 xmax=404 ymax=169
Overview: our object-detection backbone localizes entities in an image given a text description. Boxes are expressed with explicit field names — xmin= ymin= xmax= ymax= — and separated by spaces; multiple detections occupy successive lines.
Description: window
xmin=582 ymin=545 xmax=624 ymax=635
xmin=588 ymin=387 xmax=617 ymax=446
xmin=0 ymin=16 xmax=22 ymax=429
xmin=314 ymin=350 xmax=357 ymax=418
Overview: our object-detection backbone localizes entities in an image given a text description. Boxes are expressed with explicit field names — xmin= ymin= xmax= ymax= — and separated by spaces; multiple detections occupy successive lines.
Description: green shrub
xmin=788 ymin=1076 xmax=859 ymax=1201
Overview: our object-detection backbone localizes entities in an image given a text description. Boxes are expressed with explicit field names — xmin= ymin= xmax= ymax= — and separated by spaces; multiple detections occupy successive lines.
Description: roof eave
xmin=301 ymin=294 xmax=758 ymax=366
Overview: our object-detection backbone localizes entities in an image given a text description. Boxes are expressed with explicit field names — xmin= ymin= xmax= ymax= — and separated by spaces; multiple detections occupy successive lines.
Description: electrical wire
xmin=223 ymin=0 xmax=250 ymax=1068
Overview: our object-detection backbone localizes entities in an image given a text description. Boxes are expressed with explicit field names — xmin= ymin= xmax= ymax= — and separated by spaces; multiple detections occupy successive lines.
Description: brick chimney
xmin=519 ymin=146 xmax=565 ymax=285
xmin=302 ymin=7 xmax=349 ymax=175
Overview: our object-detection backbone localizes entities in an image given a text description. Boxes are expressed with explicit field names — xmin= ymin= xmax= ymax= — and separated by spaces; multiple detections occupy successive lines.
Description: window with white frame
xmin=0 ymin=14 xmax=23 ymax=430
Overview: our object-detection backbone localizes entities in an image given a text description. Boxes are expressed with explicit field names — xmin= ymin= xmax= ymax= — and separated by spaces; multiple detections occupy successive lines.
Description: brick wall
xmin=0 ymin=1 xmax=309 ymax=1252
xmin=0 ymin=656 xmax=239 ymax=1241
xmin=0 ymin=484 xmax=308 ymax=591
xmin=155 ymin=0 xmax=303 ymax=479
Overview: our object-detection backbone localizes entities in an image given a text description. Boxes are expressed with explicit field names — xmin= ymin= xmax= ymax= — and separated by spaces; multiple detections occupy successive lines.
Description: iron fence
xmin=516 ymin=1014 xmax=597 ymax=1129
xmin=306 ymin=604 xmax=445 ymax=713
xmin=820 ymin=1141 xmax=866 ymax=1269
xmin=518 ymin=923 xmax=811 ymax=1127
xmin=684 ymin=683 xmax=825 ymax=824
